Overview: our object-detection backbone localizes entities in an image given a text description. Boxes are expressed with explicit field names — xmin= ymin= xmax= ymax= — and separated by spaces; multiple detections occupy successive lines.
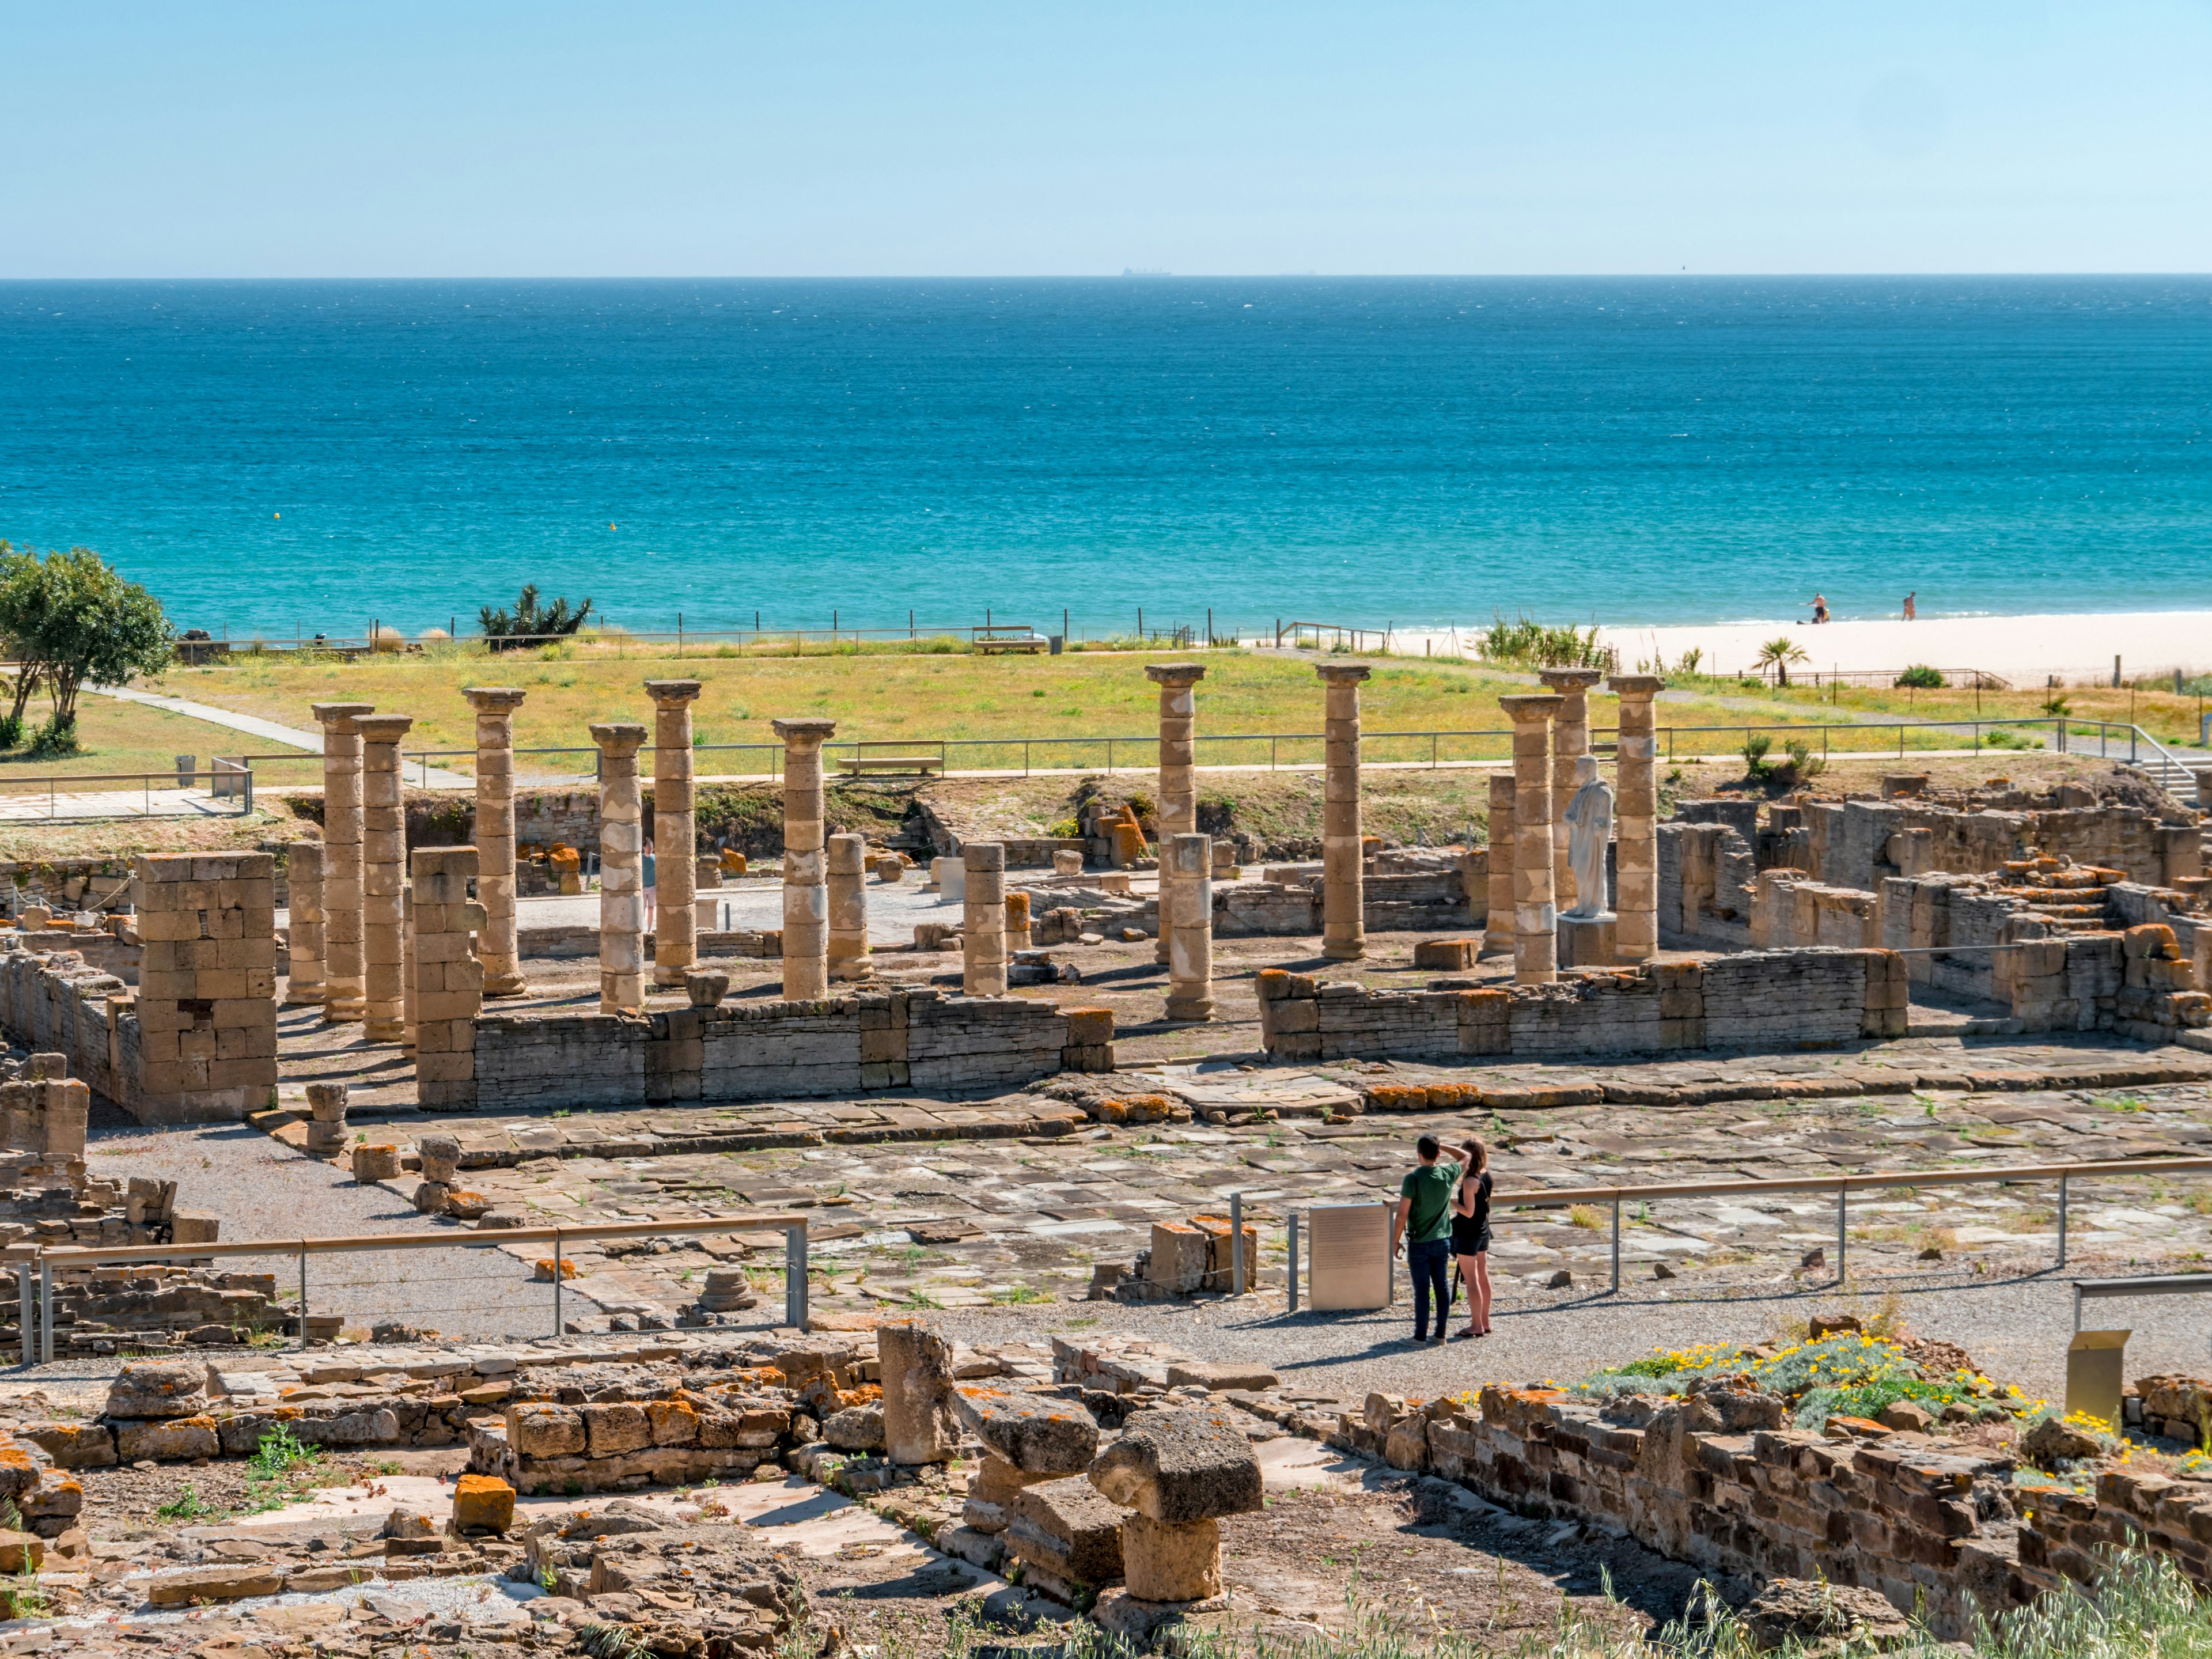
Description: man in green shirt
xmin=1392 ymin=1134 xmax=1468 ymax=1343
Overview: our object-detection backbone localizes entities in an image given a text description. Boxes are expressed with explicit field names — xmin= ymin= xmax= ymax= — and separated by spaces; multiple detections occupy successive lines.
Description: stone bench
xmin=972 ymin=636 xmax=1048 ymax=654
xmin=837 ymin=756 xmax=945 ymax=776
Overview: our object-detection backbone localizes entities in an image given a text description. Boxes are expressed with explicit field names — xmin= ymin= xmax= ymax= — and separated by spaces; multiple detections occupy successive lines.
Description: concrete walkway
xmin=88 ymin=684 xmax=478 ymax=787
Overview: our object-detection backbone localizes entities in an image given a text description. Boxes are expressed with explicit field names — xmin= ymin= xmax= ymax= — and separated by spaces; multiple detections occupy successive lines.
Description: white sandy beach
xmin=1389 ymin=611 xmax=2212 ymax=683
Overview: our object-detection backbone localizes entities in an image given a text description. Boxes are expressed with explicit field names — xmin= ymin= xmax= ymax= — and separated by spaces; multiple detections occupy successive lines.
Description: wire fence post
xmin=1835 ymin=1187 xmax=1848 ymax=1285
xmin=298 ymin=1245 xmax=308 ymax=1351
xmin=16 ymin=1264 xmax=29 ymax=1368
xmin=1610 ymin=1197 xmax=1622 ymax=1293
xmin=1230 ymin=1192 xmax=1244 ymax=1296
xmin=554 ymin=1229 xmax=564 ymax=1336
xmin=37 ymin=1258 xmax=51 ymax=1364
xmin=786 ymin=1224 xmax=808 ymax=1329
xmin=1287 ymin=1213 xmax=1299 ymax=1313
xmin=2056 ymin=1174 xmax=2069 ymax=1270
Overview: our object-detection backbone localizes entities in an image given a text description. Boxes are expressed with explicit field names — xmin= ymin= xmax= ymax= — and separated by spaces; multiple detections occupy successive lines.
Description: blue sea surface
xmin=1 ymin=277 xmax=2207 ymax=639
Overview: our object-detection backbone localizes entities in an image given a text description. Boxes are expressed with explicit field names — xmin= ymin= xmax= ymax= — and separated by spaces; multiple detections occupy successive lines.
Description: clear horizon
xmin=4 ymin=2 xmax=2206 ymax=278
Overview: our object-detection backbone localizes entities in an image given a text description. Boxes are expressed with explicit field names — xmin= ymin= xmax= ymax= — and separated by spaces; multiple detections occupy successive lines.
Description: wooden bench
xmin=973 ymin=634 xmax=1048 ymax=655
xmin=838 ymin=755 xmax=945 ymax=777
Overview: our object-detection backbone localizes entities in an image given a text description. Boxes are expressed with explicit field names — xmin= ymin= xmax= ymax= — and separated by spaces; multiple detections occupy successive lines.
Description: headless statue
xmin=1562 ymin=753 xmax=1614 ymax=921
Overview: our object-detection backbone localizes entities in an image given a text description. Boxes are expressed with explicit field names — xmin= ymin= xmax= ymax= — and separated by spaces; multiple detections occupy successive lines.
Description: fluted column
xmin=827 ymin=833 xmax=872 ymax=982
xmin=284 ymin=840 xmax=326 ymax=1005
xmin=310 ymin=702 xmax=374 ymax=1022
xmin=1146 ymin=664 xmax=1205 ymax=967
xmin=355 ymin=713 xmax=414 ymax=1040
xmin=1316 ymin=663 xmax=1372 ymax=961
xmin=1500 ymin=694 xmax=1563 ymax=984
xmin=1480 ymin=772 xmax=1515 ymax=959
xmin=1609 ymin=674 xmax=1665 ymax=963
xmin=963 ymin=842 xmax=1007 ymax=996
xmin=1164 ymin=833 xmax=1214 ymax=1021
xmin=462 ymin=687 xmax=529 ymax=998
xmin=591 ymin=722 xmax=648 ymax=1013
xmin=646 ymin=679 xmax=703 ymax=988
xmin=773 ymin=718 xmax=838 ymax=999
xmin=1538 ymin=669 xmax=1604 ymax=910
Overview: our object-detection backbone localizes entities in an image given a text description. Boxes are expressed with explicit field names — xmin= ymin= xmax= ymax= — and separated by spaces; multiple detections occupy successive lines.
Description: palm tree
xmin=1753 ymin=636 xmax=1809 ymax=688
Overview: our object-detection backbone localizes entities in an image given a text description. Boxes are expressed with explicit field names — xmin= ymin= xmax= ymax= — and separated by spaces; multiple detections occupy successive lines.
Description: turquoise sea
xmin=1 ymin=277 xmax=2208 ymax=639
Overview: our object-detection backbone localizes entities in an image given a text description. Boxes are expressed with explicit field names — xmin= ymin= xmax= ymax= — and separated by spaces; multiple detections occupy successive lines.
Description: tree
xmin=1753 ymin=636 xmax=1809 ymax=688
xmin=480 ymin=585 xmax=593 ymax=651
xmin=0 ymin=546 xmax=173 ymax=748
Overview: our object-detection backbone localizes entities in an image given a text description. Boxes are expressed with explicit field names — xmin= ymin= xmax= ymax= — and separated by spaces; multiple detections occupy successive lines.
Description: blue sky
xmin=5 ymin=0 xmax=2207 ymax=275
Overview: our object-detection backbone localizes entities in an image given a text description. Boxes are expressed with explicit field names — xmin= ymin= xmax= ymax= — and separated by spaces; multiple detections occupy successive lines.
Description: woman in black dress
xmin=1450 ymin=1138 xmax=1493 ymax=1339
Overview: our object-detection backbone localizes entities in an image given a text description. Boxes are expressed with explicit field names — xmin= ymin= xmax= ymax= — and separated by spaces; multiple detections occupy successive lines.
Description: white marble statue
xmin=1562 ymin=753 xmax=1614 ymax=920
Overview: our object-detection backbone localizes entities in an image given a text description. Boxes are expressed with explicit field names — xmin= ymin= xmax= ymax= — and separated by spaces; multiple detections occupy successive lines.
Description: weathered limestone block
xmin=453 ymin=1473 xmax=516 ymax=1533
xmin=952 ymin=1385 xmax=1100 ymax=1474
xmin=1087 ymin=1408 xmax=1263 ymax=1525
xmin=1006 ymin=1475 xmax=1130 ymax=1592
xmin=879 ymin=1321 xmax=960 ymax=1465
xmin=115 ymin=1416 xmax=219 ymax=1463
xmin=105 ymin=1358 xmax=209 ymax=1420
xmin=1120 ymin=1513 xmax=1221 ymax=1602
xmin=507 ymin=1403 xmax=588 ymax=1458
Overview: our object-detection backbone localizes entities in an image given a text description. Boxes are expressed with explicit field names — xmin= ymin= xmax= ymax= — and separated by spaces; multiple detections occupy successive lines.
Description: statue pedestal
xmin=1559 ymin=912 xmax=1618 ymax=969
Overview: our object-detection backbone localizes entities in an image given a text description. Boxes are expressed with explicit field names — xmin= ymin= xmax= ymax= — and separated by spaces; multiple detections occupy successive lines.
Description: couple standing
xmin=1389 ymin=1134 xmax=1493 ymax=1343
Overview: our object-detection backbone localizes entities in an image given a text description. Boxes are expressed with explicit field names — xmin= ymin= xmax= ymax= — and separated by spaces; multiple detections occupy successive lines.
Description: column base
xmin=363 ymin=1017 xmax=406 ymax=1043
xmin=652 ymin=964 xmax=693 ymax=988
xmin=283 ymin=984 xmax=326 ymax=1007
xmin=1559 ymin=912 xmax=1618 ymax=969
xmin=1322 ymin=937 xmax=1365 ymax=961
xmin=1164 ymin=996 xmax=1215 ymax=1021
xmin=320 ymin=998 xmax=365 ymax=1024
xmin=483 ymin=972 xmax=532 ymax=998
xmin=827 ymin=961 xmax=875 ymax=982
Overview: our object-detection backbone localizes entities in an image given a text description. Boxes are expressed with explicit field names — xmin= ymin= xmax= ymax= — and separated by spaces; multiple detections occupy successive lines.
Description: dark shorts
xmin=1451 ymin=1218 xmax=1491 ymax=1256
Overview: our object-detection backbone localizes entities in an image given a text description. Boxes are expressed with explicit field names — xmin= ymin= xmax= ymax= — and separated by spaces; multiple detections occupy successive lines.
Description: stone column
xmin=461 ymin=687 xmax=529 ymax=997
xmin=1609 ymin=675 xmax=1666 ymax=964
xmin=1480 ymin=773 xmax=1515 ymax=959
xmin=355 ymin=714 xmax=414 ymax=1042
xmin=963 ymin=843 xmax=1007 ymax=996
xmin=772 ymin=719 xmax=838 ymax=999
xmin=401 ymin=880 xmax=416 ymax=1056
xmin=284 ymin=841 xmax=326 ymax=1005
xmin=591 ymin=723 xmax=648 ymax=1013
xmin=1499 ymin=695 xmax=1564 ymax=984
xmin=827 ymin=832 xmax=872 ymax=982
xmin=1146 ymin=664 xmax=1205 ymax=966
xmin=1537 ymin=669 xmax=1604 ymax=910
xmin=310 ymin=703 xmax=374 ymax=1023
xmin=646 ymin=679 xmax=704 ymax=988
xmin=1164 ymin=833 xmax=1214 ymax=1021
xmin=304 ymin=1082 xmax=349 ymax=1157
xmin=412 ymin=846 xmax=486 ymax=1108
xmin=1315 ymin=664 xmax=1372 ymax=960
xmin=134 ymin=852 xmax=279 ymax=1121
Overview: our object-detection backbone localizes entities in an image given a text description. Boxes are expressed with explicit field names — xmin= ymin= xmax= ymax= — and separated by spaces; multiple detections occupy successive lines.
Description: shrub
xmin=480 ymin=584 xmax=593 ymax=651
xmin=1476 ymin=613 xmax=1617 ymax=671
xmin=1896 ymin=664 xmax=1946 ymax=688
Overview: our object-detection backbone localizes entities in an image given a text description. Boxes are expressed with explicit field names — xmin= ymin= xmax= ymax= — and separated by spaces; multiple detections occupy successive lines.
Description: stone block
xmin=1120 ymin=1513 xmax=1221 ymax=1602
xmin=16 ymin=1423 xmax=115 ymax=1469
xmin=582 ymin=1403 xmax=652 ymax=1456
xmin=1005 ymin=1474 xmax=1130 ymax=1588
xmin=878 ymin=1321 xmax=960 ymax=1465
xmin=1145 ymin=1222 xmax=1209 ymax=1293
xmin=951 ymin=1386 xmax=1100 ymax=1475
xmin=106 ymin=1358 xmax=209 ymax=1419
xmin=453 ymin=1474 xmax=516 ymax=1533
xmin=1087 ymin=1407 xmax=1263 ymax=1524
xmin=147 ymin=1563 xmax=283 ymax=1606
xmin=824 ymin=1406 xmax=886 ymax=1452
xmin=1412 ymin=938 xmax=1479 ymax=971
xmin=115 ymin=1416 xmax=220 ymax=1463
xmin=507 ymin=1403 xmax=587 ymax=1458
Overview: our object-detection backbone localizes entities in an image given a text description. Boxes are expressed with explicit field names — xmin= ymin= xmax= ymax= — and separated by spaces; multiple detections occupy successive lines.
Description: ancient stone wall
xmin=0 ymin=945 xmax=135 ymax=1108
xmin=1343 ymin=1385 xmax=2025 ymax=1643
xmin=473 ymin=990 xmax=1108 ymax=1110
xmin=1256 ymin=948 xmax=1901 ymax=1062
xmin=132 ymin=853 xmax=281 ymax=1124
xmin=1656 ymin=820 xmax=1759 ymax=949
xmin=1748 ymin=871 xmax=1881 ymax=952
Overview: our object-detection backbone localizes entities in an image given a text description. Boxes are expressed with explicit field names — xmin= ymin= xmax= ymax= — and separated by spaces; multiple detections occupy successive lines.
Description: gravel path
xmin=84 ymin=1103 xmax=564 ymax=1342
xmin=935 ymin=1268 xmax=2212 ymax=1410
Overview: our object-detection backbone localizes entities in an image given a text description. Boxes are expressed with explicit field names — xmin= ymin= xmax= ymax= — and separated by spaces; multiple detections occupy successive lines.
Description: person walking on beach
xmin=1450 ymin=1138 xmax=1494 ymax=1340
xmin=642 ymin=836 xmax=658 ymax=930
xmin=1808 ymin=593 xmax=1830 ymax=624
xmin=1903 ymin=592 xmax=1917 ymax=620
xmin=1391 ymin=1133 xmax=1468 ymax=1343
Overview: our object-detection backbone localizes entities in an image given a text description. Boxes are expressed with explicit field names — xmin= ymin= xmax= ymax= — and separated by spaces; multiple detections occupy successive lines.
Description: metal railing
xmin=18 ymin=1212 xmax=809 ymax=1364
xmin=2073 ymin=1274 xmax=2212 ymax=1331
xmin=0 ymin=767 xmax=255 ymax=819
xmin=1277 ymin=1157 xmax=2212 ymax=1307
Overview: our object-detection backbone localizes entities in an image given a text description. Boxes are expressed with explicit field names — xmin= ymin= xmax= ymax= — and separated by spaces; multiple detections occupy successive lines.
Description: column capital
xmin=1314 ymin=662 xmax=1372 ymax=685
xmin=310 ymin=702 xmax=376 ymax=732
xmin=463 ymin=687 xmax=529 ymax=715
xmin=1536 ymin=668 xmax=1605 ymax=695
xmin=589 ymin=722 xmax=648 ymax=759
xmin=1605 ymin=674 xmax=1665 ymax=699
xmin=645 ymin=679 xmax=704 ymax=708
xmin=1498 ymin=693 xmax=1565 ymax=725
xmin=355 ymin=714 xmax=415 ymax=743
xmin=1145 ymin=663 xmax=1207 ymax=688
xmin=771 ymin=717 xmax=839 ymax=748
